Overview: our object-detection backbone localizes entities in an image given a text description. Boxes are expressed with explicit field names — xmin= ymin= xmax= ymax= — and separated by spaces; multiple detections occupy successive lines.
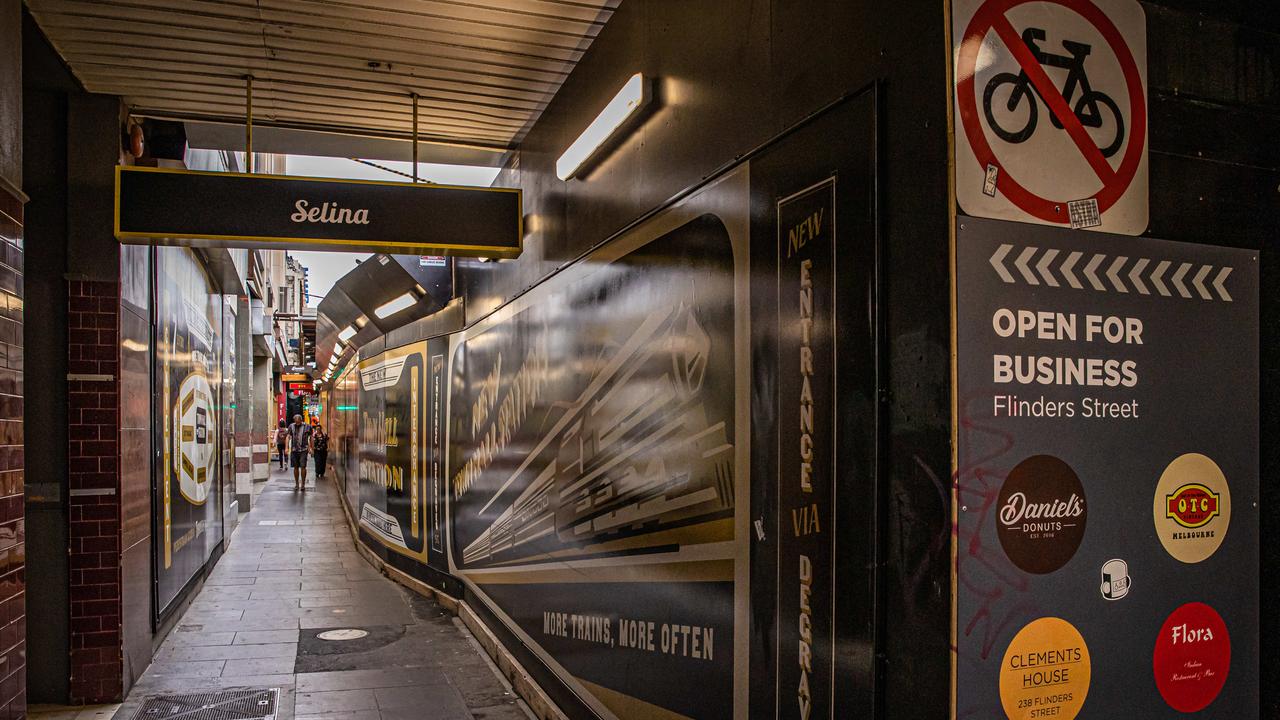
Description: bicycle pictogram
xmin=982 ymin=27 xmax=1125 ymax=158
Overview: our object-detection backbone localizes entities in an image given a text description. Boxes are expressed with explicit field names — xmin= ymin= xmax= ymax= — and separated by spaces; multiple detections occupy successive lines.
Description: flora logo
xmin=291 ymin=200 xmax=370 ymax=225
xmin=1166 ymin=483 xmax=1220 ymax=529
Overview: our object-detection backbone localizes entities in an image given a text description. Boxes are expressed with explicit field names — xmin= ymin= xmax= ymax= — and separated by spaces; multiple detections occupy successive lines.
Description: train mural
xmin=323 ymin=169 xmax=750 ymax=720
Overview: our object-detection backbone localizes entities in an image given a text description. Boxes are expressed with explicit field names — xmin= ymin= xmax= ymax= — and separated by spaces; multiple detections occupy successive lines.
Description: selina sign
xmin=114 ymin=166 xmax=522 ymax=257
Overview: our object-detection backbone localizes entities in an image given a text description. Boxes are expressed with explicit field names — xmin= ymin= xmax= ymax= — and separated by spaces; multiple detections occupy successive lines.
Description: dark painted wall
xmin=21 ymin=9 xmax=77 ymax=702
xmin=1134 ymin=1 xmax=1279 ymax=715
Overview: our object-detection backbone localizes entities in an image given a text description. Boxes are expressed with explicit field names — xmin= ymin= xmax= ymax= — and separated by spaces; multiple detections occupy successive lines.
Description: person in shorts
xmin=286 ymin=414 xmax=313 ymax=491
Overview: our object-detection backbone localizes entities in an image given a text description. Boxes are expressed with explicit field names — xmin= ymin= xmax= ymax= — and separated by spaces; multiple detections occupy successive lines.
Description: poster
xmin=357 ymin=341 xmax=429 ymax=563
xmin=953 ymin=217 xmax=1259 ymax=718
xmin=775 ymin=179 xmax=837 ymax=720
xmin=153 ymin=247 xmax=226 ymax=613
xmin=355 ymin=336 xmax=450 ymax=572
xmin=448 ymin=167 xmax=749 ymax=719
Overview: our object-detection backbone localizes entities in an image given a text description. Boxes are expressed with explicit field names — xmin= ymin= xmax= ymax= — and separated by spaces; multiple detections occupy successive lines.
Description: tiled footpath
xmin=108 ymin=468 xmax=534 ymax=720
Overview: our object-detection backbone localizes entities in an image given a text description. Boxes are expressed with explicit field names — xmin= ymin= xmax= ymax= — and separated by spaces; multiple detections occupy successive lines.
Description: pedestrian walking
xmin=286 ymin=414 xmax=313 ymax=491
xmin=274 ymin=420 xmax=288 ymax=470
xmin=312 ymin=423 xmax=330 ymax=480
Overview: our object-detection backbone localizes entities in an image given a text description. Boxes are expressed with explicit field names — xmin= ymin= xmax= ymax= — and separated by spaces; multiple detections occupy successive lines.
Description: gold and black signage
xmin=114 ymin=166 xmax=522 ymax=258
xmin=776 ymin=178 xmax=836 ymax=720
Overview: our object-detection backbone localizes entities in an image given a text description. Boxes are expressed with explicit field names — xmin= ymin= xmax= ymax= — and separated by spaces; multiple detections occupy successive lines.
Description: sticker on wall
xmin=1152 ymin=453 xmax=1231 ymax=564
xmin=999 ymin=617 xmax=1091 ymax=719
xmin=997 ymin=455 xmax=1087 ymax=574
xmin=1153 ymin=602 xmax=1230 ymax=712
xmin=1099 ymin=558 xmax=1130 ymax=600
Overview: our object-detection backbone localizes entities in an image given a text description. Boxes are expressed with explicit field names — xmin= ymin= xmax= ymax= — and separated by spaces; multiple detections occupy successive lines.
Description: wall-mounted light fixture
xmin=374 ymin=291 xmax=417 ymax=319
xmin=556 ymin=73 xmax=650 ymax=181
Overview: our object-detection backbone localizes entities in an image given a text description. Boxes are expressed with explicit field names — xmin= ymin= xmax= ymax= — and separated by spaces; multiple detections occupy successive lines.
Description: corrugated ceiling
xmin=27 ymin=0 xmax=619 ymax=149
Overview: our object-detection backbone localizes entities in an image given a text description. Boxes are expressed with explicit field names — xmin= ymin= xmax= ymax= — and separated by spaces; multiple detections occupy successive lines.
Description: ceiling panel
xmin=27 ymin=0 xmax=619 ymax=149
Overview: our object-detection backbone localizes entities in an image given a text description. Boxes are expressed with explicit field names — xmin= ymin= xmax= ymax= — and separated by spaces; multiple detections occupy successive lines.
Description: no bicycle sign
xmin=953 ymin=0 xmax=1147 ymax=235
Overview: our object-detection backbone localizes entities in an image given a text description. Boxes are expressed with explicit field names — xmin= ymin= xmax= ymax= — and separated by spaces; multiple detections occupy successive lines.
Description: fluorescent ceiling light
xmin=338 ymin=325 xmax=357 ymax=343
xmin=333 ymin=342 xmax=345 ymax=355
xmin=374 ymin=292 xmax=416 ymax=319
xmin=556 ymin=73 xmax=649 ymax=181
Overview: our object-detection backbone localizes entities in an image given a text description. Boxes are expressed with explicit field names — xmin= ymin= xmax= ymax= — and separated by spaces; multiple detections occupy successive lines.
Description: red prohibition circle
xmin=957 ymin=0 xmax=1146 ymax=223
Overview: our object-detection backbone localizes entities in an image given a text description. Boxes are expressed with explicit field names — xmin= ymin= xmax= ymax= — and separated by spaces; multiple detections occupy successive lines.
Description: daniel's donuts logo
xmin=996 ymin=455 xmax=1087 ymax=574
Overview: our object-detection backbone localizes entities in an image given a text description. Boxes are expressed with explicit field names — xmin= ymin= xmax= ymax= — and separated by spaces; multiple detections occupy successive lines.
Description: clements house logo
xmin=1166 ymin=483 xmax=1220 ymax=529
xmin=290 ymin=200 xmax=370 ymax=225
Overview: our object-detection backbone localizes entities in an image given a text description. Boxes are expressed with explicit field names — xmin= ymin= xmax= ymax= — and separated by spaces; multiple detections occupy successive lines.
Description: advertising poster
xmin=953 ymin=217 xmax=1259 ymax=718
xmin=357 ymin=341 xmax=429 ymax=563
xmin=153 ymin=247 xmax=226 ymax=613
xmin=775 ymin=179 xmax=837 ymax=720
xmin=448 ymin=168 xmax=750 ymax=719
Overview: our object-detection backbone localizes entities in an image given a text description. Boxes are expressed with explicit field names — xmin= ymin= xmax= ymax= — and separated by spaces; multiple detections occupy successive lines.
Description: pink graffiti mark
xmin=953 ymin=392 xmax=1043 ymax=665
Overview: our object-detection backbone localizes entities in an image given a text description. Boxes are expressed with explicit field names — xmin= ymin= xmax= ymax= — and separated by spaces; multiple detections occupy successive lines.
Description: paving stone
xmin=294 ymin=689 xmax=378 ymax=714
xmin=234 ymin=629 xmax=301 ymax=645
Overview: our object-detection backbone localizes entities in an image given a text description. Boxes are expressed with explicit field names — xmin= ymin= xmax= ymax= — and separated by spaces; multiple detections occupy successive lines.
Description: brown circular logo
xmin=997 ymin=455 xmax=1087 ymax=574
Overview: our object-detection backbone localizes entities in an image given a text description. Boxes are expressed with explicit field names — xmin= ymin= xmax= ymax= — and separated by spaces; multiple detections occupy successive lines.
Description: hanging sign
xmin=114 ymin=166 xmax=523 ymax=257
xmin=953 ymin=0 xmax=1147 ymax=234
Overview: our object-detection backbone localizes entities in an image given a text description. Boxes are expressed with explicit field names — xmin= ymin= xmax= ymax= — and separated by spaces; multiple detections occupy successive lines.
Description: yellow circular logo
xmin=1152 ymin=453 xmax=1231 ymax=564
xmin=999 ymin=617 xmax=1091 ymax=720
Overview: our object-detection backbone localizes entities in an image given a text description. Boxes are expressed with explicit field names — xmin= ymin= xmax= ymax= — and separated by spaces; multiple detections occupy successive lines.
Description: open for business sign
xmin=114 ymin=166 xmax=522 ymax=258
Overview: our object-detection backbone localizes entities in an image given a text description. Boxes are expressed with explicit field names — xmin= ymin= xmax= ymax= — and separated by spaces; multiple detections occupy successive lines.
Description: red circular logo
xmin=1152 ymin=602 xmax=1230 ymax=712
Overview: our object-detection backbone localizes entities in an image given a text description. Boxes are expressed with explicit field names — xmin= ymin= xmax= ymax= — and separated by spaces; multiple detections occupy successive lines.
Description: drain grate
xmin=131 ymin=688 xmax=278 ymax=720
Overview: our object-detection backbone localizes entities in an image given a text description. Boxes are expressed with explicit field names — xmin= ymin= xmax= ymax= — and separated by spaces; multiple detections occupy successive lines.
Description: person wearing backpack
xmin=274 ymin=420 xmax=288 ymax=470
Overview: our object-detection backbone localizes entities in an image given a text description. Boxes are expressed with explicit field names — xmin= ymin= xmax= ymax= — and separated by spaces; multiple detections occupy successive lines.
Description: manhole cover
xmin=131 ymin=688 xmax=278 ymax=719
xmin=317 ymin=628 xmax=369 ymax=641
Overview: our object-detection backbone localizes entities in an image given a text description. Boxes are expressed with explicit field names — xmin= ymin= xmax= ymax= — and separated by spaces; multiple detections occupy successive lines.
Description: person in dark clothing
xmin=286 ymin=414 xmax=313 ymax=491
xmin=275 ymin=420 xmax=288 ymax=470
xmin=312 ymin=423 xmax=330 ymax=480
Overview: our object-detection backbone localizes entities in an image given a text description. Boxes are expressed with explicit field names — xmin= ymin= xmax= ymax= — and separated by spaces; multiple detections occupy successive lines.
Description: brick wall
xmin=0 ymin=189 xmax=25 ymax=718
xmin=66 ymin=279 xmax=121 ymax=704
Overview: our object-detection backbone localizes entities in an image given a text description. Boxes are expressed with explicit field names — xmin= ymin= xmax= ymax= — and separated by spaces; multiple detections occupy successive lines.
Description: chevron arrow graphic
xmin=1060 ymin=252 xmax=1083 ymax=289
xmin=1192 ymin=265 xmax=1213 ymax=300
xmin=1015 ymin=246 xmax=1039 ymax=285
xmin=1036 ymin=249 xmax=1060 ymax=287
xmin=1106 ymin=256 xmax=1128 ymax=293
xmin=1150 ymin=260 xmax=1172 ymax=296
xmin=990 ymin=244 xmax=1015 ymax=283
xmin=1128 ymin=258 xmax=1150 ymax=295
xmin=1171 ymin=262 xmax=1193 ymax=298
xmin=1213 ymin=267 xmax=1233 ymax=302
xmin=1083 ymin=254 xmax=1107 ymax=291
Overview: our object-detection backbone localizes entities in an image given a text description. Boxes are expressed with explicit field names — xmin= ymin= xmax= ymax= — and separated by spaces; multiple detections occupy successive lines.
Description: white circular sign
xmin=173 ymin=372 xmax=216 ymax=503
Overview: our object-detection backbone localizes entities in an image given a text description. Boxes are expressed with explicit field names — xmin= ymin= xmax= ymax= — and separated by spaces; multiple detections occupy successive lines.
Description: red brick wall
xmin=66 ymin=279 xmax=121 ymax=704
xmin=0 ymin=190 xmax=25 ymax=718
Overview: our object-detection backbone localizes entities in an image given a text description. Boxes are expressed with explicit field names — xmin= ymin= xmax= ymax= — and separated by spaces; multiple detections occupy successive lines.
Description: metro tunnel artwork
xmin=324 ymin=175 xmax=748 ymax=719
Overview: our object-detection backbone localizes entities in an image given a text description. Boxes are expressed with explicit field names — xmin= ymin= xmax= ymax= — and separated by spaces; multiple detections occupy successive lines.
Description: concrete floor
xmin=99 ymin=465 xmax=534 ymax=720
